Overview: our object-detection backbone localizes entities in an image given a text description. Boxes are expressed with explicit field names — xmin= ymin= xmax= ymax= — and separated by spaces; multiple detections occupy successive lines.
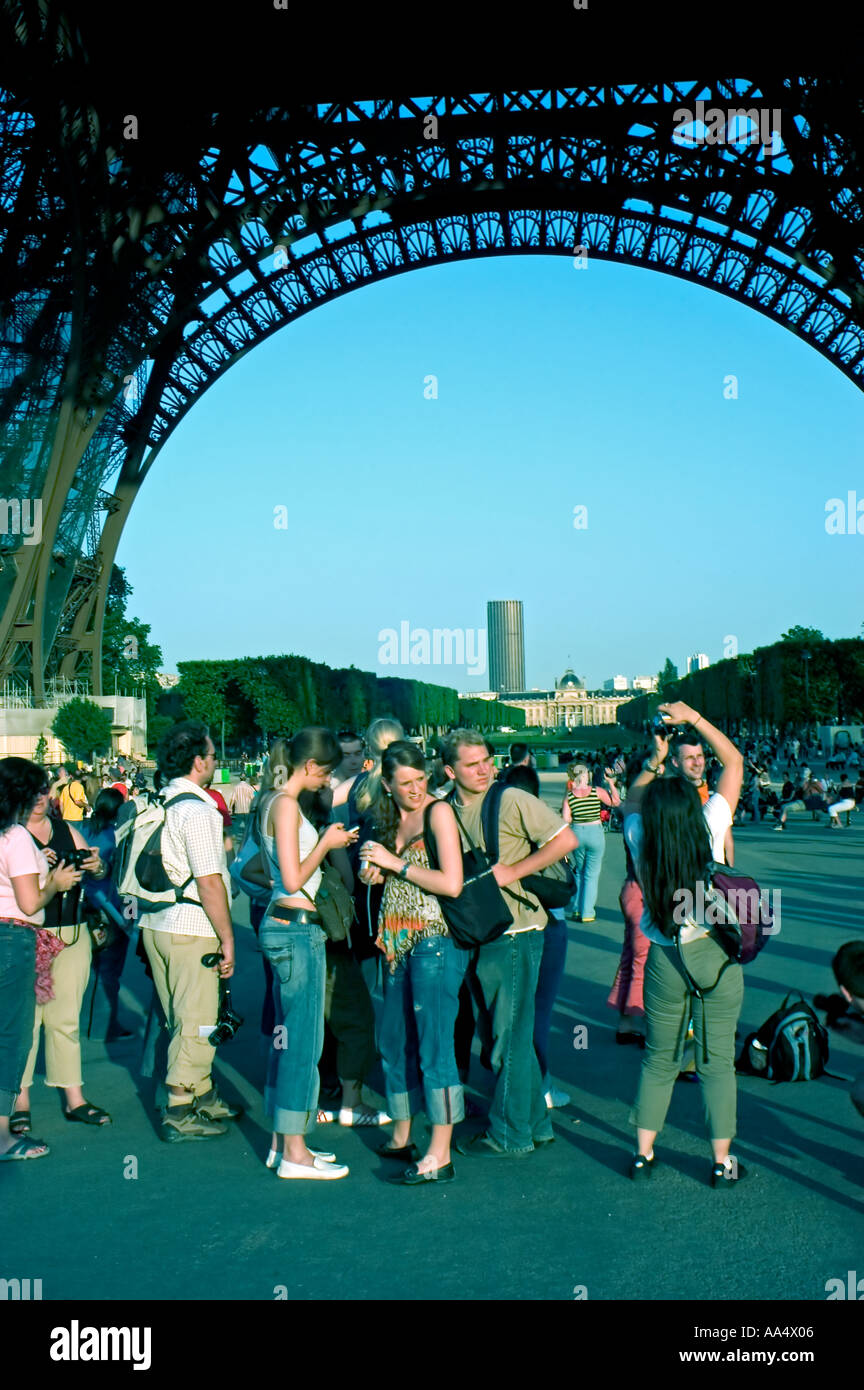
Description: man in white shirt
xmin=661 ymin=720 xmax=742 ymax=864
xmin=142 ymin=721 xmax=239 ymax=1143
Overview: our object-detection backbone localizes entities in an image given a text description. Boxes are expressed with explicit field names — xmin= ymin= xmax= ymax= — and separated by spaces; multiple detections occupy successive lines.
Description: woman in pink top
xmin=0 ymin=758 xmax=82 ymax=1161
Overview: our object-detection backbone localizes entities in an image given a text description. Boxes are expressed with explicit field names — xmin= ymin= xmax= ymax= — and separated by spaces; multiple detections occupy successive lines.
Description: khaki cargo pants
xmin=142 ymin=928 xmax=219 ymax=1098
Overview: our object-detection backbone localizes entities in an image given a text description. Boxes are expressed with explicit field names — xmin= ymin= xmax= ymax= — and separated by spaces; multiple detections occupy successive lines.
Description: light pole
xmin=256 ymin=663 xmax=268 ymax=755
xmin=801 ymin=650 xmax=811 ymax=735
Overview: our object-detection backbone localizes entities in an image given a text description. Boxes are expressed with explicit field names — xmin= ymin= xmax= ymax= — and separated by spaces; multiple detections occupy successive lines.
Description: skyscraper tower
xmin=487 ymin=600 xmax=525 ymax=693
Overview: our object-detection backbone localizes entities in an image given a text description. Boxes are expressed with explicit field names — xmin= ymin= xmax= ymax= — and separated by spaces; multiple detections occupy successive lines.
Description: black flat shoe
xmin=629 ymin=1153 xmax=655 ymax=1180
xmin=377 ymin=1141 xmax=420 ymax=1161
xmin=389 ymin=1160 xmax=455 ymax=1185
xmin=711 ymin=1159 xmax=747 ymax=1188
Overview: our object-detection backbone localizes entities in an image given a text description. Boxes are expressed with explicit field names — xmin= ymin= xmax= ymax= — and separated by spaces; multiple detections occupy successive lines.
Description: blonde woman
xmin=561 ymin=763 xmax=619 ymax=924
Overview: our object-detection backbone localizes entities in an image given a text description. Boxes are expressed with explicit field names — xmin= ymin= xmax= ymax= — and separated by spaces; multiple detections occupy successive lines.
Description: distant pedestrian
xmin=561 ymin=762 xmax=619 ymax=923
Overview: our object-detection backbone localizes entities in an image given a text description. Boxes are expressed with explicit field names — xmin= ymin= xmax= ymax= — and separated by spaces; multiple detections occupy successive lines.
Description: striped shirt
xmin=567 ymin=789 xmax=604 ymax=823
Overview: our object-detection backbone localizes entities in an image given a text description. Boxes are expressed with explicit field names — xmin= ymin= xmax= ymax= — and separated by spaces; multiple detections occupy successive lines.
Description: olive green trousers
xmin=631 ymin=935 xmax=743 ymax=1140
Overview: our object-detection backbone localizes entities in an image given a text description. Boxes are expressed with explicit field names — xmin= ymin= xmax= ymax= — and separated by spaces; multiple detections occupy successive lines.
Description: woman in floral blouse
xmin=359 ymin=741 xmax=464 ymax=1185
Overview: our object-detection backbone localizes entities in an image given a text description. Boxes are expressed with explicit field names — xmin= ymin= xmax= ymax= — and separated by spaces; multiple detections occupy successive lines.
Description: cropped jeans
xmin=379 ymin=933 xmax=467 ymax=1125
xmin=0 ymin=922 xmax=37 ymax=1117
xmin=260 ymin=916 xmax=327 ymax=1135
xmin=568 ymin=821 xmax=606 ymax=920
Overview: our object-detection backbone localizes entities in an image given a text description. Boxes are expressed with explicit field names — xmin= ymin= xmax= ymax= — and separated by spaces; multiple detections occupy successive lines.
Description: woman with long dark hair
xmin=359 ymin=741 xmax=465 ymax=1184
xmin=0 ymin=759 xmax=82 ymax=1160
xmin=341 ymin=717 xmax=405 ymax=980
xmin=623 ymin=702 xmax=744 ymax=1187
xmin=258 ymin=729 xmax=359 ymax=1180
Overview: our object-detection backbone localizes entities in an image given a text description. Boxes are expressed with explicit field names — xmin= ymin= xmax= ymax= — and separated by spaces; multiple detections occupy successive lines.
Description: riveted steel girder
xmin=0 ymin=26 xmax=862 ymax=688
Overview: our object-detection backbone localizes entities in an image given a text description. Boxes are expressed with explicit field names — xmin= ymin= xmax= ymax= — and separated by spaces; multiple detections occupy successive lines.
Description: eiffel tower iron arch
xmin=1 ymin=63 xmax=863 ymax=696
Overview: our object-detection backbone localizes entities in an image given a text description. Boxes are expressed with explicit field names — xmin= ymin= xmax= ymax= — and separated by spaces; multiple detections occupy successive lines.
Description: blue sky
xmin=118 ymin=252 xmax=863 ymax=692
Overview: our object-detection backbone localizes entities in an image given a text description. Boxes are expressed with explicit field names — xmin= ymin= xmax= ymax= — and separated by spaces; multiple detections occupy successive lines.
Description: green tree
xmin=33 ymin=733 xmax=48 ymax=765
xmin=101 ymin=565 xmax=164 ymax=722
xmin=657 ymin=658 xmax=679 ymax=699
xmin=780 ymin=625 xmax=825 ymax=644
xmin=51 ymin=698 xmax=114 ymax=762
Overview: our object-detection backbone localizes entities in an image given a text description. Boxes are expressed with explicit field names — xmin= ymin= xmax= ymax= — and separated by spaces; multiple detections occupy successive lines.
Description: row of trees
xmin=163 ymin=655 xmax=524 ymax=753
xmin=619 ymin=628 xmax=864 ymax=732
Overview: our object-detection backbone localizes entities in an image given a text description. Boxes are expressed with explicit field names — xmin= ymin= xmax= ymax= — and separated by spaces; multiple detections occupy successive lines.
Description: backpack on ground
xmin=113 ymin=792 xmax=203 ymax=913
xmin=736 ymin=993 xmax=832 ymax=1082
xmin=480 ymin=780 xmax=575 ymax=911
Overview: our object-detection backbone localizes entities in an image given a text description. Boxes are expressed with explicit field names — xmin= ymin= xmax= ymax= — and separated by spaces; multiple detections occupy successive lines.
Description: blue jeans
xmin=569 ymin=821 xmax=606 ymax=919
xmin=0 ymin=922 xmax=37 ymax=1116
xmin=379 ymin=934 xmax=467 ymax=1124
xmin=260 ymin=917 xmax=327 ymax=1134
xmin=533 ymin=914 xmax=568 ymax=1085
xmin=474 ymin=929 xmax=552 ymax=1151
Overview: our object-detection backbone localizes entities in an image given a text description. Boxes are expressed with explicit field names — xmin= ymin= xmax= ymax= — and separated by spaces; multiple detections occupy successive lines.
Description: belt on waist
xmin=265 ymin=906 xmax=321 ymax=926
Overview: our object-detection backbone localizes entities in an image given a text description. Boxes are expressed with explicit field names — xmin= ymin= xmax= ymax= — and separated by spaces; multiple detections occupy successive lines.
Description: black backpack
xmin=737 ymin=993 xmax=832 ymax=1082
xmin=480 ymin=781 xmax=575 ymax=910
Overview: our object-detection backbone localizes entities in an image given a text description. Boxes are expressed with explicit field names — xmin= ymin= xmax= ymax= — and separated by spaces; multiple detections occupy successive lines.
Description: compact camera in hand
xmin=200 ymin=952 xmax=244 ymax=1046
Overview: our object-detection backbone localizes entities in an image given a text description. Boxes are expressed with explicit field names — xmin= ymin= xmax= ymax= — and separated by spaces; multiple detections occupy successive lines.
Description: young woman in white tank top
xmin=257 ymin=730 xmax=358 ymax=1180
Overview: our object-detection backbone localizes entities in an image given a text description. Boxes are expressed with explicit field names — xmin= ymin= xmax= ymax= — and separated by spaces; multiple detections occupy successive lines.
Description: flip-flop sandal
xmin=0 ymin=1136 xmax=50 ymax=1160
xmin=64 ymin=1102 xmax=112 ymax=1125
xmin=9 ymin=1110 xmax=31 ymax=1135
xmin=316 ymin=1108 xmax=337 ymax=1124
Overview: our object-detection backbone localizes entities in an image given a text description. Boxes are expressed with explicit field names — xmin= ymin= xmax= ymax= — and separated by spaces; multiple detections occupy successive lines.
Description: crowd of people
xmin=0 ymin=711 xmax=861 ymax=1185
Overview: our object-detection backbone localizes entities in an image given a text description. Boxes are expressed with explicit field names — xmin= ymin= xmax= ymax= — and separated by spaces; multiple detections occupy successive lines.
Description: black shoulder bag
xmin=422 ymin=800 xmax=512 ymax=949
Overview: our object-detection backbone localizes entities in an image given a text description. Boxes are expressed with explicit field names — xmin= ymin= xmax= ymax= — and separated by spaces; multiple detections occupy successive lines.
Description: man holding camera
xmin=636 ymin=703 xmax=743 ymax=864
xmin=142 ymin=721 xmax=239 ymax=1143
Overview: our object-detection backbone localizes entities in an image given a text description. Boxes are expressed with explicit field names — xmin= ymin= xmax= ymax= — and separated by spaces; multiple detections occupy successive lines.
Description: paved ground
xmin=3 ymin=775 xmax=862 ymax=1302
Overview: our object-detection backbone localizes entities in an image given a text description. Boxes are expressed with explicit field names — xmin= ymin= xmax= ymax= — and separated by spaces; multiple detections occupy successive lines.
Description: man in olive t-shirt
xmin=443 ymin=730 xmax=578 ymax=1156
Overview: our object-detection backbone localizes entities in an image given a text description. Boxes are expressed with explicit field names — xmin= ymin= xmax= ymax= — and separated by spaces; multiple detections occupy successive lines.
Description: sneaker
xmin=161 ymin=1103 xmax=228 ymax=1143
xmin=338 ymin=1106 xmax=391 ymax=1127
xmin=774 ymin=824 xmax=785 ymax=832
xmin=545 ymin=1087 xmax=571 ymax=1109
xmin=580 ymin=915 xmax=596 ymax=923
xmin=195 ymin=1087 xmax=243 ymax=1121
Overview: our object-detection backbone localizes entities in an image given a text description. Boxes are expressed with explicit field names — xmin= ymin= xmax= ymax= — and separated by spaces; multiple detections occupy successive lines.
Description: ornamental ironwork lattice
xmin=0 ymin=37 xmax=862 ymax=691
